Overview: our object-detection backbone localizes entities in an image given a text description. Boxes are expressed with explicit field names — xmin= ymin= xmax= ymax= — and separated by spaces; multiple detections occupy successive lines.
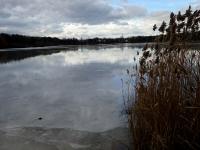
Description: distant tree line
xmin=0 ymin=33 xmax=79 ymax=49
xmin=1 ymin=31 xmax=199 ymax=49
xmin=0 ymin=33 xmax=156 ymax=49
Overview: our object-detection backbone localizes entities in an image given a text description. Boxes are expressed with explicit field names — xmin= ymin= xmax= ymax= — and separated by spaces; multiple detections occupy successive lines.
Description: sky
xmin=0 ymin=0 xmax=199 ymax=38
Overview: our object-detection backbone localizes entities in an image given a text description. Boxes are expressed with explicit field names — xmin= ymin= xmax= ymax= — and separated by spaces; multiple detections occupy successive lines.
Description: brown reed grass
xmin=127 ymin=6 xmax=200 ymax=150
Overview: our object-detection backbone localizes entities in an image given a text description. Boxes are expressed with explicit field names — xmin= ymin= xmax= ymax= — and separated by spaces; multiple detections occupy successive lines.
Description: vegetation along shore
xmin=126 ymin=6 xmax=200 ymax=150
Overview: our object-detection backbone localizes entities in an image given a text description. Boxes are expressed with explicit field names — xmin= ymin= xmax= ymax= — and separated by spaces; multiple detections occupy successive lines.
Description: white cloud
xmin=0 ymin=0 xmax=193 ymax=38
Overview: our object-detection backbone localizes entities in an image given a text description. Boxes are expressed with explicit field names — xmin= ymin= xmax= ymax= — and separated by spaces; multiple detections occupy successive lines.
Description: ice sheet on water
xmin=0 ymin=127 xmax=131 ymax=150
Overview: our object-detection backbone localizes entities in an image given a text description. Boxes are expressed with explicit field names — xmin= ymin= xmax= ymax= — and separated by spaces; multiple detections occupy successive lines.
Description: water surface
xmin=0 ymin=44 xmax=141 ymax=149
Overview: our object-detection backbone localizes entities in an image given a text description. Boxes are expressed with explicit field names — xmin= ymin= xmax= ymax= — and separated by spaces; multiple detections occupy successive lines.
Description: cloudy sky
xmin=0 ymin=0 xmax=199 ymax=38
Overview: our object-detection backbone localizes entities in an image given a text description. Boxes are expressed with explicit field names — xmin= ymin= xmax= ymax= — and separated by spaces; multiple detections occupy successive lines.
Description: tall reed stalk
xmin=128 ymin=6 xmax=200 ymax=150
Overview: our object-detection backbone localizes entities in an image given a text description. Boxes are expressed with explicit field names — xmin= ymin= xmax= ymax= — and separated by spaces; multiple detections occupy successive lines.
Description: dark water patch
xmin=0 ymin=46 xmax=78 ymax=63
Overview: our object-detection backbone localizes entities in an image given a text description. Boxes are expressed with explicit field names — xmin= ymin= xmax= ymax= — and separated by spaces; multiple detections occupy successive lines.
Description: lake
xmin=0 ymin=44 xmax=142 ymax=150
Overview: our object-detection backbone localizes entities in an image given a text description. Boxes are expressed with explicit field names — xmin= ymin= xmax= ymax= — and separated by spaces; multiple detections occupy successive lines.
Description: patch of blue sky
xmin=112 ymin=0 xmax=195 ymax=12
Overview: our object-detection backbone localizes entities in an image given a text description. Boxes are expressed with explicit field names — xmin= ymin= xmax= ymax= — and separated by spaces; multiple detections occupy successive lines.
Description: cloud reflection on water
xmin=0 ymin=45 xmax=140 ymax=132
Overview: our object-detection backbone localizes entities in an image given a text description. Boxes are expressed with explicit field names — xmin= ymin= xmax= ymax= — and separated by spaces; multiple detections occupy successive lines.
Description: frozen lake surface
xmin=0 ymin=44 xmax=141 ymax=149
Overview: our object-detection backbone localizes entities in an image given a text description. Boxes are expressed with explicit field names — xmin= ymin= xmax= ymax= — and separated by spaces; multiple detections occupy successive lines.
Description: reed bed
xmin=127 ymin=6 xmax=200 ymax=150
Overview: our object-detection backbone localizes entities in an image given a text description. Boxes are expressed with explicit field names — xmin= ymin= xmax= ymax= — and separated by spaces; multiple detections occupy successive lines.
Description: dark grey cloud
xmin=0 ymin=0 xmax=147 ymax=36
xmin=0 ymin=0 xmax=147 ymax=24
xmin=0 ymin=10 xmax=10 ymax=18
xmin=0 ymin=0 xmax=196 ymax=37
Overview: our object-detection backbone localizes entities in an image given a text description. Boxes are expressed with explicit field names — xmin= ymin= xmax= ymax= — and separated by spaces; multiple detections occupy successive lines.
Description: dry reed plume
xmin=127 ymin=6 xmax=200 ymax=150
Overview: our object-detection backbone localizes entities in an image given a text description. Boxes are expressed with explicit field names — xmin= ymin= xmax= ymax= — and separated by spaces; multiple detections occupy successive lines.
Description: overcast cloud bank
xmin=0 ymin=0 xmax=198 ymax=38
